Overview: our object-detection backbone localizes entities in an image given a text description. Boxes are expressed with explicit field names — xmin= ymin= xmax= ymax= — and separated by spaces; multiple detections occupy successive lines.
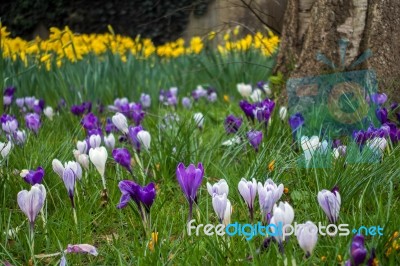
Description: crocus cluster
xmin=159 ymin=87 xmax=178 ymax=107
xmin=191 ymin=85 xmax=217 ymax=102
xmin=15 ymin=96 xmax=45 ymax=114
xmin=239 ymin=97 xmax=275 ymax=125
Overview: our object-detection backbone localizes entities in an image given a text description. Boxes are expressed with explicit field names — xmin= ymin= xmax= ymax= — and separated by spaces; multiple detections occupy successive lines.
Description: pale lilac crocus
xmin=89 ymin=134 xmax=101 ymax=148
xmin=76 ymin=140 xmax=88 ymax=154
xmin=25 ymin=113 xmax=41 ymax=134
xmin=104 ymin=133 xmax=115 ymax=149
xmin=238 ymin=178 xmax=257 ymax=221
xmin=296 ymin=221 xmax=318 ymax=257
xmin=52 ymin=159 xmax=82 ymax=208
xmin=176 ymin=162 xmax=204 ymax=221
xmin=270 ymin=201 xmax=295 ymax=244
xmin=212 ymin=193 xmax=228 ymax=223
xmin=13 ymin=130 xmax=26 ymax=145
xmin=207 ymin=179 xmax=229 ymax=196
xmin=17 ymin=184 xmax=46 ymax=230
xmin=317 ymin=186 xmax=341 ymax=224
xmin=140 ymin=93 xmax=151 ymax=108
xmin=258 ymin=179 xmax=284 ymax=223
xmin=1 ymin=114 xmax=18 ymax=134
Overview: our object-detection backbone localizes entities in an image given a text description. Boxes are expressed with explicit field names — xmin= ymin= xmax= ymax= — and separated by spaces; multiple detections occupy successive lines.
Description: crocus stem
xmin=278 ymin=241 xmax=284 ymax=254
xmin=73 ymin=207 xmax=78 ymax=226
xmin=34 ymin=252 xmax=62 ymax=259
xmin=188 ymin=202 xmax=193 ymax=222
xmin=249 ymin=207 xmax=254 ymax=223
xmin=29 ymin=222 xmax=35 ymax=261
xmin=101 ymin=174 xmax=107 ymax=190
xmin=133 ymin=152 xmax=146 ymax=183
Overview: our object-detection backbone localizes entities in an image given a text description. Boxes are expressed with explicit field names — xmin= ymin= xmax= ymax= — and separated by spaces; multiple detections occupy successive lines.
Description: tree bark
xmin=275 ymin=0 xmax=400 ymax=101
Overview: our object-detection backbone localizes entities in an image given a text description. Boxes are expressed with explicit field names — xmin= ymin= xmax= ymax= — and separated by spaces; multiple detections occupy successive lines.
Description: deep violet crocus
xmin=81 ymin=113 xmax=100 ymax=131
xmin=176 ymin=162 xmax=204 ymax=221
xmin=128 ymin=125 xmax=143 ymax=153
xmin=289 ymin=113 xmax=305 ymax=136
xmin=3 ymin=86 xmax=16 ymax=108
xmin=20 ymin=166 xmax=44 ymax=185
xmin=345 ymin=234 xmax=367 ymax=266
xmin=375 ymin=107 xmax=388 ymax=124
xmin=112 ymin=148 xmax=132 ymax=173
xmin=224 ymin=115 xmax=242 ymax=134
xmin=239 ymin=100 xmax=255 ymax=121
xmin=130 ymin=103 xmax=145 ymax=125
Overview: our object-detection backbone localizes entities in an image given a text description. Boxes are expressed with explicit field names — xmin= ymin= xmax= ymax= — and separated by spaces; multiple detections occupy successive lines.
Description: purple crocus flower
xmin=176 ymin=162 xmax=204 ymax=221
xmin=207 ymin=88 xmax=217 ymax=102
xmin=239 ymin=100 xmax=255 ymax=121
xmin=371 ymin=93 xmax=387 ymax=105
xmin=81 ymin=113 xmax=100 ymax=131
xmin=3 ymin=86 xmax=16 ymax=107
xmin=375 ymin=107 xmax=388 ymax=124
xmin=24 ymin=113 xmax=41 ymax=134
xmin=332 ymin=139 xmax=342 ymax=149
xmin=182 ymin=97 xmax=192 ymax=109
xmin=105 ymin=117 xmax=118 ymax=134
xmin=87 ymin=128 xmax=103 ymax=137
xmin=65 ymin=244 xmax=98 ymax=256
xmin=117 ymin=180 xmax=156 ymax=213
xmin=247 ymin=130 xmax=263 ymax=152
xmin=130 ymin=103 xmax=145 ymax=125
xmin=140 ymin=93 xmax=151 ymax=108
xmin=353 ymin=130 xmax=366 ymax=145
xmin=24 ymin=97 xmax=36 ymax=110
xmin=128 ymin=125 xmax=143 ymax=153
xmin=348 ymin=234 xmax=367 ymax=266
xmin=71 ymin=104 xmax=86 ymax=116
xmin=112 ymin=148 xmax=132 ymax=173
xmin=20 ymin=166 xmax=45 ymax=185
xmin=253 ymin=98 xmax=275 ymax=124
xmin=16 ymin=98 xmax=25 ymax=108
xmin=17 ymin=184 xmax=46 ymax=230
xmin=224 ymin=115 xmax=242 ymax=134
xmin=1 ymin=114 xmax=18 ymax=134
xmin=33 ymin=99 xmax=45 ymax=114
xmin=289 ymin=113 xmax=305 ymax=133
xmin=317 ymin=186 xmax=341 ymax=224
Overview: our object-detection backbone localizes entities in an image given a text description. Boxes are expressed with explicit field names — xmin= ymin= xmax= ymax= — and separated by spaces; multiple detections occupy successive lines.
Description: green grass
xmin=0 ymin=49 xmax=399 ymax=265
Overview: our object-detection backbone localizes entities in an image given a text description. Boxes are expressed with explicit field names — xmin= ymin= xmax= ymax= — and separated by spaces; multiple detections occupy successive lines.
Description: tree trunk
xmin=275 ymin=0 xmax=400 ymax=102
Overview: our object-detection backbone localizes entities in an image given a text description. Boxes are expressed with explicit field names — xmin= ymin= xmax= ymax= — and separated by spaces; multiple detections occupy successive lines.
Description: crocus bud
xmin=238 ymin=177 xmax=257 ymax=220
xmin=24 ymin=113 xmax=41 ymax=134
xmin=350 ymin=234 xmax=367 ymax=265
xmin=279 ymin=106 xmax=287 ymax=121
xmin=237 ymin=83 xmax=252 ymax=98
xmin=73 ymin=150 xmax=90 ymax=170
xmin=20 ymin=166 xmax=45 ymax=185
xmin=112 ymin=148 xmax=132 ymax=172
xmin=270 ymin=201 xmax=295 ymax=242
xmin=52 ymin=159 xmax=64 ymax=177
xmin=17 ymin=184 xmax=46 ymax=226
xmin=140 ymin=93 xmax=151 ymax=108
xmin=223 ymin=199 xmax=232 ymax=226
xmin=13 ymin=130 xmax=26 ymax=145
xmin=0 ymin=141 xmax=12 ymax=158
xmin=43 ymin=106 xmax=54 ymax=120
xmin=104 ymin=133 xmax=115 ymax=149
xmin=137 ymin=130 xmax=151 ymax=151
xmin=89 ymin=134 xmax=101 ymax=148
xmin=207 ymin=179 xmax=229 ymax=196
xmin=317 ymin=186 xmax=341 ymax=224
xmin=212 ymin=193 xmax=228 ymax=223
xmin=193 ymin=113 xmax=204 ymax=129
xmin=89 ymin=146 xmax=108 ymax=178
xmin=247 ymin=130 xmax=263 ymax=152
xmin=77 ymin=140 xmax=87 ymax=154
xmin=301 ymin=136 xmax=321 ymax=162
xmin=296 ymin=221 xmax=318 ymax=257
xmin=250 ymin=89 xmax=263 ymax=102
xmin=112 ymin=112 xmax=129 ymax=134
xmin=258 ymin=179 xmax=284 ymax=221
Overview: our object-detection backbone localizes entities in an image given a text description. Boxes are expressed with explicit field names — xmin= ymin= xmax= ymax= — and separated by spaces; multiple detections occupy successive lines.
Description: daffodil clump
xmin=0 ymin=24 xmax=279 ymax=71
